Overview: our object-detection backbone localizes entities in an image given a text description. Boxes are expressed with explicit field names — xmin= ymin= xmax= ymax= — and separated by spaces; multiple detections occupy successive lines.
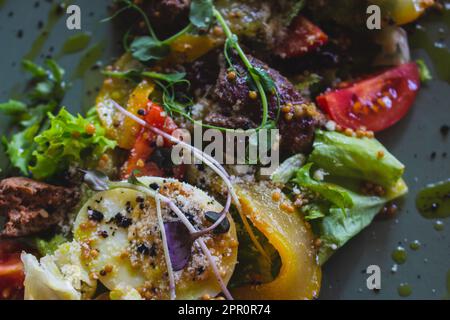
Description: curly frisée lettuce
xmin=1 ymin=59 xmax=68 ymax=176
xmin=30 ymin=108 xmax=117 ymax=180
xmin=290 ymin=130 xmax=408 ymax=264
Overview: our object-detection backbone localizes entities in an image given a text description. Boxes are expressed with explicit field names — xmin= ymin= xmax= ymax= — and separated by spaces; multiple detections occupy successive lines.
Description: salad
xmin=0 ymin=0 xmax=441 ymax=300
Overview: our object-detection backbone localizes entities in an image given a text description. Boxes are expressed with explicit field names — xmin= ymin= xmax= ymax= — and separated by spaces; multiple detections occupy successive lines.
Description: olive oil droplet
xmin=434 ymin=220 xmax=444 ymax=231
xmin=392 ymin=246 xmax=407 ymax=264
xmin=398 ymin=283 xmax=412 ymax=297
xmin=409 ymin=240 xmax=421 ymax=251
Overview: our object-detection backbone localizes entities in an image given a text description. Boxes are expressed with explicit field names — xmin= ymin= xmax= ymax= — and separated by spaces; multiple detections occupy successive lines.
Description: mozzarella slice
xmin=73 ymin=177 xmax=238 ymax=300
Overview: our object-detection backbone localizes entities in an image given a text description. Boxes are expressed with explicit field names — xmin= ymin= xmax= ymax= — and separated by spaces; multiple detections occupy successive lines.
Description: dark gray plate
xmin=0 ymin=0 xmax=448 ymax=300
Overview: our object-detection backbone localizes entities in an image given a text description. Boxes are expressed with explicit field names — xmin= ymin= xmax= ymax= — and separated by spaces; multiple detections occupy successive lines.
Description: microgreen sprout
xmin=109 ymin=99 xmax=270 ymax=263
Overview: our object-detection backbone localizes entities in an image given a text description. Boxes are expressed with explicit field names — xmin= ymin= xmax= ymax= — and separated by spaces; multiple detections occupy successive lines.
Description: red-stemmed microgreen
xmin=109 ymin=99 xmax=270 ymax=262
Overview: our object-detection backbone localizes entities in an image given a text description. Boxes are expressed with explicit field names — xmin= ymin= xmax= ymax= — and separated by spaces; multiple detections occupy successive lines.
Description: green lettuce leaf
xmin=1 ymin=60 xmax=68 ymax=176
xmin=293 ymin=168 xmax=408 ymax=264
xmin=294 ymin=163 xmax=354 ymax=214
xmin=271 ymin=153 xmax=305 ymax=184
xmin=315 ymin=191 xmax=388 ymax=264
xmin=290 ymin=130 xmax=408 ymax=264
xmin=29 ymin=108 xmax=116 ymax=180
xmin=309 ymin=130 xmax=405 ymax=187
xmin=35 ymin=234 xmax=69 ymax=256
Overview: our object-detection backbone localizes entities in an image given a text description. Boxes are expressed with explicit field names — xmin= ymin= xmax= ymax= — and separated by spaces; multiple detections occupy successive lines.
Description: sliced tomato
xmin=316 ymin=62 xmax=420 ymax=132
xmin=276 ymin=15 xmax=328 ymax=59
xmin=121 ymin=101 xmax=184 ymax=179
xmin=0 ymin=241 xmax=31 ymax=300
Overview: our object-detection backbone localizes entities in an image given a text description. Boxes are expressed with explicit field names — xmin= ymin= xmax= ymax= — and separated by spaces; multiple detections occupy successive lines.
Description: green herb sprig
xmin=104 ymin=0 xmax=281 ymax=133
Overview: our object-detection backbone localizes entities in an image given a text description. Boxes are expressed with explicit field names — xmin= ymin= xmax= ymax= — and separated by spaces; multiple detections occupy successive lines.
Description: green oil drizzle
xmin=59 ymin=32 xmax=92 ymax=56
xmin=398 ymin=283 xmax=412 ymax=297
xmin=72 ymin=43 xmax=104 ymax=80
xmin=392 ymin=246 xmax=407 ymax=264
xmin=433 ymin=220 xmax=444 ymax=231
xmin=23 ymin=2 xmax=70 ymax=61
xmin=409 ymin=10 xmax=450 ymax=84
xmin=409 ymin=240 xmax=421 ymax=251
xmin=416 ymin=180 xmax=450 ymax=219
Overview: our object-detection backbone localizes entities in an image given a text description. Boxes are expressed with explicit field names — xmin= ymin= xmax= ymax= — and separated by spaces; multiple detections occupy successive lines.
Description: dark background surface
xmin=0 ymin=0 xmax=448 ymax=300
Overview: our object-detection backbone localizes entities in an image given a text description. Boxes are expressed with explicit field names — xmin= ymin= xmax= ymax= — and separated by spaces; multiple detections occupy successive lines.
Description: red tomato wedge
xmin=121 ymin=101 xmax=184 ymax=179
xmin=276 ymin=15 xmax=328 ymax=58
xmin=0 ymin=241 xmax=30 ymax=300
xmin=316 ymin=62 xmax=420 ymax=132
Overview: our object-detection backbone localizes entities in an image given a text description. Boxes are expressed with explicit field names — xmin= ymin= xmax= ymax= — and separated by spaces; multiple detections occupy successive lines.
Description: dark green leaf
xmin=102 ymin=69 xmax=143 ymax=82
xmin=20 ymin=103 xmax=56 ymax=127
xmin=104 ymin=69 xmax=186 ymax=85
xmin=190 ymin=0 xmax=214 ymax=29
xmin=22 ymin=60 xmax=47 ymax=78
xmin=45 ymin=59 xmax=65 ymax=84
xmin=130 ymin=36 xmax=170 ymax=63
xmin=4 ymin=124 xmax=40 ymax=175
xmin=0 ymin=100 xmax=27 ymax=115
xmin=250 ymin=67 xmax=277 ymax=94
xmin=141 ymin=71 xmax=186 ymax=83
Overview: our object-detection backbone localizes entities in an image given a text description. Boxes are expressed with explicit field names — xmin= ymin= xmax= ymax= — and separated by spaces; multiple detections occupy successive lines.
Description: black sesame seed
xmin=149 ymin=245 xmax=157 ymax=257
xmin=114 ymin=213 xmax=132 ymax=228
xmin=125 ymin=201 xmax=132 ymax=213
xmin=98 ymin=230 xmax=109 ymax=238
xmin=137 ymin=243 xmax=150 ymax=255
xmin=149 ymin=183 xmax=159 ymax=191
xmin=88 ymin=208 xmax=104 ymax=222
xmin=197 ymin=266 xmax=205 ymax=275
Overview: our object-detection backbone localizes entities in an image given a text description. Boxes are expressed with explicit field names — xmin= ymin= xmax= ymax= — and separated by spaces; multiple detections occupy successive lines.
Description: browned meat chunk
xmin=208 ymin=54 xmax=324 ymax=155
xmin=0 ymin=178 xmax=79 ymax=238
xmin=145 ymin=0 xmax=191 ymax=36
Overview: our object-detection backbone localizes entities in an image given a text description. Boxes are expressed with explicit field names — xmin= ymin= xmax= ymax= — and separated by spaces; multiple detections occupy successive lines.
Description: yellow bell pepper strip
xmin=232 ymin=183 xmax=321 ymax=300
xmin=96 ymin=53 xmax=140 ymax=144
xmin=166 ymin=33 xmax=219 ymax=64
xmin=372 ymin=0 xmax=435 ymax=25
xmin=118 ymin=80 xmax=155 ymax=150
xmin=96 ymin=54 xmax=156 ymax=150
